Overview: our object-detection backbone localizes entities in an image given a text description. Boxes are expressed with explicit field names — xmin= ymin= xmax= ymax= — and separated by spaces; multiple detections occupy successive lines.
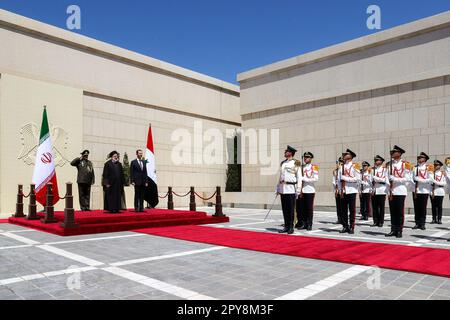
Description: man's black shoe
xmin=287 ymin=229 xmax=294 ymax=235
xmin=348 ymin=229 xmax=355 ymax=234
xmin=278 ymin=228 xmax=289 ymax=233
xmin=385 ymin=231 xmax=396 ymax=237
xmin=412 ymin=225 xmax=420 ymax=230
xmin=396 ymin=232 xmax=402 ymax=238
xmin=420 ymin=225 xmax=426 ymax=230
xmin=339 ymin=227 xmax=348 ymax=233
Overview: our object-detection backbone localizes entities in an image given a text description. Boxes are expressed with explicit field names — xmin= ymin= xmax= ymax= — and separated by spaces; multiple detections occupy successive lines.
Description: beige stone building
xmin=1 ymin=8 xmax=450 ymax=217
xmin=236 ymin=11 xmax=450 ymax=211
xmin=0 ymin=9 xmax=240 ymax=217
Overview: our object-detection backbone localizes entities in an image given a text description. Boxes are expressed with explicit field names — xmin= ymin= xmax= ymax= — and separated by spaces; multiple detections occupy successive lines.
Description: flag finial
xmin=43 ymin=105 xmax=47 ymax=109
xmin=149 ymin=123 xmax=152 ymax=128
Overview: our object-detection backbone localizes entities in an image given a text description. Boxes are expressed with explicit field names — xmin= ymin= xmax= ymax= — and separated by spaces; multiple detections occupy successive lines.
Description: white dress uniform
xmin=387 ymin=157 xmax=412 ymax=234
xmin=372 ymin=166 xmax=389 ymax=195
xmin=276 ymin=158 xmax=302 ymax=232
xmin=372 ymin=164 xmax=389 ymax=226
xmin=361 ymin=170 xmax=373 ymax=194
xmin=431 ymin=168 xmax=447 ymax=224
xmin=276 ymin=159 xmax=302 ymax=194
xmin=338 ymin=160 xmax=361 ymax=231
xmin=445 ymin=164 xmax=450 ymax=195
xmin=388 ymin=159 xmax=412 ymax=196
xmin=412 ymin=162 xmax=432 ymax=228
xmin=338 ymin=161 xmax=361 ymax=195
xmin=301 ymin=163 xmax=319 ymax=194
xmin=412 ymin=163 xmax=432 ymax=195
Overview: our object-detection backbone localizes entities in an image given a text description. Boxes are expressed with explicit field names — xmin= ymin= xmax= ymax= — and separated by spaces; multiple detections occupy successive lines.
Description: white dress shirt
xmin=388 ymin=159 xmax=412 ymax=196
xmin=360 ymin=169 xmax=373 ymax=194
xmin=338 ymin=161 xmax=361 ymax=195
xmin=431 ymin=170 xmax=446 ymax=197
xmin=446 ymin=165 xmax=450 ymax=194
xmin=276 ymin=159 xmax=303 ymax=195
xmin=301 ymin=163 xmax=319 ymax=194
xmin=372 ymin=166 xmax=389 ymax=195
xmin=412 ymin=163 xmax=432 ymax=195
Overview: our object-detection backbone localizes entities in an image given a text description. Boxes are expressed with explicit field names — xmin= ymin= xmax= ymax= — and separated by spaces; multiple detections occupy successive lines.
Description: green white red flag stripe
xmin=32 ymin=107 xmax=59 ymax=206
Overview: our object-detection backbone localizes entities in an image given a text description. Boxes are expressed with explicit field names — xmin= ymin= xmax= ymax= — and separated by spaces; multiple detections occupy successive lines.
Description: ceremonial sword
xmin=264 ymin=193 xmax=279 ymax=221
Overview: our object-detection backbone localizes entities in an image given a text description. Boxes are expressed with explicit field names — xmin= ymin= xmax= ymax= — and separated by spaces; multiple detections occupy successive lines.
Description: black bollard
xmin=14 ymin=184 xmax=26 ymax=218
xmin=168 ymin=187 xmax=174 ymax=210
xmin=61 ymin=183 xmax=78 ymax=228
xmin=42 ymin=183 xmax=57 ymax=223
xmin=213 ymin=186 xmax=225 ymax=217
xmin=189 ymin=186 xmax=196 ymax=212
xmin=27 ymin=184 xmax=38 ymax=220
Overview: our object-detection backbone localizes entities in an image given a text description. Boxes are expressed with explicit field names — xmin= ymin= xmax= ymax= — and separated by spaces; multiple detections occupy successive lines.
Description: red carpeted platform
xmin=8 ymin=209 xmax=228 ymax=236
xmin=135 ymin=225 xmax=450 ymax=278
xmin=0 ymin=219 xmax=9 ymax=224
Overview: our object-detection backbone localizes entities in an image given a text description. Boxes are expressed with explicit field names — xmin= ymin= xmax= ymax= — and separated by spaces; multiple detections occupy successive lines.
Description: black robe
xmin=102 ymin=160 xmax=125 ymax=212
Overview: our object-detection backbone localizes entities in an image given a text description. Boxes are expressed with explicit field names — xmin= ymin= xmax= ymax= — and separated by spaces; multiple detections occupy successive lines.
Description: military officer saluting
xmin=430 ymin=160 xmax=446 ymax=224
xmin=276 ymin=145 xmax=302 ymax=234
xmin=338 ymin=149 xmax=361 ymax=234
xmin=295 ymin=152 xmax=319 ymax=231
xmin=371 ymin=155 xmax=389 ymax=227
xmin=386 ymin=145 xmax=412 ymax=238
xmin=412 ymin=152 xmax=432 ymax=230
xmin=359 ymin=161 xmax=373 ymax=221
xmin=71 ymin=150 xmax=95 ymax=211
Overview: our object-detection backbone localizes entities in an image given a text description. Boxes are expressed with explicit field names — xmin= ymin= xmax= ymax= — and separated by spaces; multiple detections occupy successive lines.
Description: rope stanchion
xmin=27 ymin=184 xmax=38 ymax=220
xmin=14 ymin=184 xmax=26 ymax=218
xmin=168 ymin=187 xmax=174 ymax=210
xmin=61 ymin=183 xmax=78 ymax=229
xmin=189 ymin=186 xmax=196 ymax=212
xmin=42 ymin=183 xmax=57 ymax=224
xmin=213 ymin=186 xmax=225 ymax=217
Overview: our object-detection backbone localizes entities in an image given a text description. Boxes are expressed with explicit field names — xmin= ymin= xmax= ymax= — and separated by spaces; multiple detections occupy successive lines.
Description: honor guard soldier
xmin=359 ymin=161 xmax=373 ymax=221
xmin=386 ymin=145 xmax=412 ymax=238
xmin=338 ymin=149 xmax=361 ymax=234
xmin=276 ymin=145 xmax=302 ymax=234
xmin=412 ymin=152 xmax=432 ymax=230
xmin=430 ymin=160 xmax=446 ymax=224
xmin=332 ymin=157 xmax=344 ymax=224
xmin=295 ymin=152 xmax=319 ymax=230
xmin=371 ymin=155 xmax=389 ymax=227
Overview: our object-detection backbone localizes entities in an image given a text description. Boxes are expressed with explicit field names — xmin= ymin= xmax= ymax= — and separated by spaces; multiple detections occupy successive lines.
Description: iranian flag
xmin=32 ymin=107 xmax=59 ymax=206
xmin=144 ymin=124 xmax=158 ymax=208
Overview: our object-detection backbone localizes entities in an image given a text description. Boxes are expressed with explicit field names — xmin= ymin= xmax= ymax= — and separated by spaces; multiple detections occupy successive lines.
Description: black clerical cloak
xmin=102 ymin=160 xmax=125 ymax=212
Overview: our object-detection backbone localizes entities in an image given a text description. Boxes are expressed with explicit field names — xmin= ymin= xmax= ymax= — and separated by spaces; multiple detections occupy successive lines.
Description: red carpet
xmin=0 ymin=219 xmax=8 ymax=224
xmin=135 ymin=225 xmax=450 ymax=278
xmin=8 ymin=209 xmax=228 ymax=236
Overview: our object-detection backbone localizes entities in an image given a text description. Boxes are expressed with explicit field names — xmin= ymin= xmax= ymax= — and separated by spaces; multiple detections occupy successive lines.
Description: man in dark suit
xmin=130 ymin=149 xmax=148 ymax=212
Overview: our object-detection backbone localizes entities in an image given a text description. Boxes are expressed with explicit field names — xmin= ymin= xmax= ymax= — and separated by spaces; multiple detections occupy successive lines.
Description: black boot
xmin=385 ymin=231 xmax=396 ymax=237
xmin=339 ymin=227 xmax=349 ymax=233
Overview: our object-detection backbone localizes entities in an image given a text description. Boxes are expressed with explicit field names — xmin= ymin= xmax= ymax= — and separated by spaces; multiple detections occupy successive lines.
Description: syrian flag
xmin=144 ymin=124 xmax=159 ymax=208
xmin=32 ymin=107 xmax=59 ymax=206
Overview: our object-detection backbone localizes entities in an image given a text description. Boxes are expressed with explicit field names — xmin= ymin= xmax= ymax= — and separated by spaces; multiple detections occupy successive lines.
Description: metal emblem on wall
xmin=18 ymin=123 xmax=69 ymax=167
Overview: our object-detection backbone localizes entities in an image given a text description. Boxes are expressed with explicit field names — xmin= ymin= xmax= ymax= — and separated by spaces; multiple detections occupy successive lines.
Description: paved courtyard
xmin=0 ymin=207 xmax=449 ymax=300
